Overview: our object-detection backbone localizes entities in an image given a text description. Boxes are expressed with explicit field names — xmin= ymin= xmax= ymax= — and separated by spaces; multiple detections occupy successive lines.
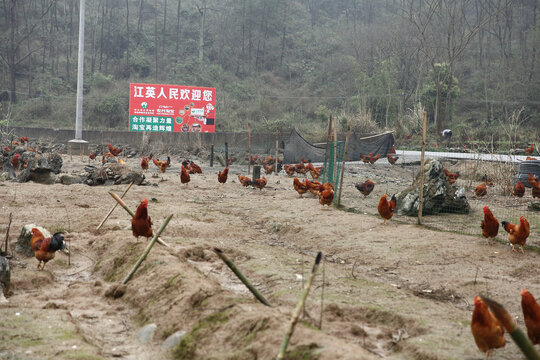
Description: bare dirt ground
xmin=1 ymin=154 xmax=539 ymax=360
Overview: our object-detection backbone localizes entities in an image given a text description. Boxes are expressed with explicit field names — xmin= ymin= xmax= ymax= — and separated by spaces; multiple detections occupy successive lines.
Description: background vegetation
xmin=1 ymin=0 xmax=539 ymax=146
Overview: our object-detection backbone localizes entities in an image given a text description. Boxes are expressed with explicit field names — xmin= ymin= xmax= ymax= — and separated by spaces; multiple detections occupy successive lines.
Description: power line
xmin=1 ymin=89 xmax=539 ymax=106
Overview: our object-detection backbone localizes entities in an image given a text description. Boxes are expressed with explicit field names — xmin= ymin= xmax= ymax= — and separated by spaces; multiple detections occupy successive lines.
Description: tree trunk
xmin=99 ymin=0 xmax=105 ymax=71
xmin=154 ymin=0 xmax=158 ymax=80
xmin=125 ymin=0 xmax=129 ymax=68
xmin=174 ymin=0 xmax=182 ymax=59
xmin=8 ymin=0 xmax=17 ymax=103
xmin=162 ymin=0 xmax=166 ymax=61
xmin=137 ymin=0 xmax=144 ymax=34
xmin=197 ymin=0 xmax=206 ymax=68
xmin=280 ymin=1 xmax=288 ymax=67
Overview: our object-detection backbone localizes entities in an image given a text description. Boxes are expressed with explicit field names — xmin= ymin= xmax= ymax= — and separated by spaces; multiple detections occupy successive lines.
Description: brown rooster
xmin=107 ymin=143 xmax=122 ymax=156
xmin=377 ymin=194 xmax=396 ymax=224
xmin=263 ymin=164 xmax=274 ymax=175
xmin=131 ymin=199 xmax=153 ymax=240
xmin=521 ymin=289 xmax=540 ymax=345
xmin=141 ymin=156 xmax=149 ymax=172
xmin=252 ymin=176 xmax=267 ymax=191
xmin=318 ymin=187 xmax=334 ymax=208
xmin=355 ymin=180 xmax=375 ymax=197
xmin=30 ymin=228 xmax=66 ymax=270
xmin=501 ymin=216 xmax=530 ymax=253
xmin=387 ymin=154 xmax=399 ymax=165
xmin=218 ymin=167 xmax=229 ymax=184
xmin=480 ymin=206 xmax=499 ymax=246
xmin=475 ymin=183 xmax=487 ymax=197
xmin=238 ymin=175 xmax=251 ymax=187
xmin=284 ymin=164 xmax=296 ymax=176
xmin=293 ymin=177 xmax=308 ymax=198
xmin=471 ymin=296 xmax=506 ymax=358
xmin=368 ymin=153 xmax=381 ymax=164
xmin=180 ymin=165 xmax=191 ymax=186
xmin=513 ymin=181 xmax=525 ymax=197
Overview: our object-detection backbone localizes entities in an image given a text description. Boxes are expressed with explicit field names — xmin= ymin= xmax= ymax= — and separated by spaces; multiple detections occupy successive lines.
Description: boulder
xmin=397 ymin=159 xmax=470 ymax=216
xmin=17 ymin=153 xmax=62 ymax=184
xmin=0 ymin=256 xmax=9 ymax=291
xmin=84 ymin=163 xmax=144 ymax=186
xmin=0 ymin=256 xmax=8 ymax=303
xmin=528 ymin=201 xmax=540 ymax=212
xmin=16 ymin=225 xmax=51 ymax=257
xmin=137 ymin=323 xmax=157 ymax=343
xmin=48 ymin=153 xmax=63 ymax=174
xmin=162 ymin=331 xmax=187 ymax=350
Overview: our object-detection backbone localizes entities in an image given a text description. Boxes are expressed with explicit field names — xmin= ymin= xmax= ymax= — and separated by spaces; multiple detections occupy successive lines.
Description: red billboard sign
xmin=128 ymin=83 xmax=216 ymax=133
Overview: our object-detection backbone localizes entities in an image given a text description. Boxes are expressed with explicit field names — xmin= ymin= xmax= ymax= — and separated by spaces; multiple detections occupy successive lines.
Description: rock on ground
xmin=137 ymin=323 xmax=157 ymax=343
xmin=17 ymin=153 xmax=63 ymax=184
xmin=16 ymin=225 xmax=51 ymax=257
xmin=161 ymin=330 xmax=186 ymax=349
xmin=0 ymin=256 xmax=9 ymax=302
xmin=84 ymin=163 xmax=145 ymax=186
xmin=397 ymin=159 xmax=470 ymax=216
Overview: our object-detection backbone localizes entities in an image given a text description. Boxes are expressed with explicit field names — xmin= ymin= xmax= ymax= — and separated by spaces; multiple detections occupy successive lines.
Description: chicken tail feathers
xmin=49 ymin=233 xmax=66 ymax=252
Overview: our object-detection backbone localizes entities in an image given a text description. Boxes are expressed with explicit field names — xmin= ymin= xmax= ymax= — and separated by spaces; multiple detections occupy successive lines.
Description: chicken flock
xmin=4 ymin=137 xmax=540 ymax=359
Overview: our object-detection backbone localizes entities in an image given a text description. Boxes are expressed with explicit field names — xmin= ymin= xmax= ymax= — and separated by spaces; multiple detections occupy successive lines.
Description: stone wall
xmin=7 ymin=126 xmax=290 ymax=153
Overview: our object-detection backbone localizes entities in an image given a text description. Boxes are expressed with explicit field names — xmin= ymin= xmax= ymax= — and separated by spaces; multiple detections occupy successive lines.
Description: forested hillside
xmin=1 ymin=0 xmax=539 ymax=142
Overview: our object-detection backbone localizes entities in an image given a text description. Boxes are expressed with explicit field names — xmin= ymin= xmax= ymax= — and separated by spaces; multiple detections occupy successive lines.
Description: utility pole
xmin=69 ymin=0 xmax=88 ymax=156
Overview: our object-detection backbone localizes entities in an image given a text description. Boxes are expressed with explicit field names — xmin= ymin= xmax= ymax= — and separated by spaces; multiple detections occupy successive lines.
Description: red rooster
xmin=131 ymin=199 xmax=153 ymax=240
xmin=107 ymin=143 xmax=122 ymax=156
xmin=30 ymin=228 xmax=66 ymax=270
xmin=218 ymin=167 xmax=229 ymax=184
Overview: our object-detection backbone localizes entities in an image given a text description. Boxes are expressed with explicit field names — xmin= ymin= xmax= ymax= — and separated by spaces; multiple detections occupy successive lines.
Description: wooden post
xmin=274 ymin=129 xmax=279 ymax=173
xmin=213 ymin=248 xmax=272 ymax=307
xmin=253 ymin=165 xmax=261 ymax=180
xmin=337 ymin=121 xmax=352 ymax=206
xmin=323 ymin=114 xmax=333 ymax=180
xmin=333 ymin=116 xmax=338 ymax=185
xmin=4 ymin=213 xmax=12 ymax=254
xmin=225 ymin=142 xmax=229 ymax=166
xmin=96 ymin=182 xmax=134 ymax=230
xmin=210 ymin=145 xmax=214 ymax=167
xmin=417 ymin=111 xmax=428 ymax=225
xmin=277 ymin=252 xmax=322 ymax=360
xmin=248 ymin=123 xmax=252 ymax=175
xmin=122 ymin=214 xmax=174 ymax=284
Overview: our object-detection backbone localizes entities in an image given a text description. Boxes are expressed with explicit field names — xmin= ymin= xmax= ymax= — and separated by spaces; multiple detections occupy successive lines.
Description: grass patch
xmin=174 ymin=310 xmax=230 ymax=359
xmin=285 ymin=343 xmax=322 ymax=360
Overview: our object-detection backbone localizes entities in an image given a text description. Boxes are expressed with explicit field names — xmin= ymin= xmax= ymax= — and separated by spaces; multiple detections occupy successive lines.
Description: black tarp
xmin=283 ymin=129 xmax=394 ymax=164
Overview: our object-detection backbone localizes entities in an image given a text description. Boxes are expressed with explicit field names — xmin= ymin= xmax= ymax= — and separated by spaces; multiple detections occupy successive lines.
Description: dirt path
xmin=1 ymin=155 xmax=539 ymax=359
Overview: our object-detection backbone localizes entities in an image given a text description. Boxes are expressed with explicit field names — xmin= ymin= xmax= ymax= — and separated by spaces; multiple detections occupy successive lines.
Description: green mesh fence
xmin=337 ymin=150 xmax=540 ymax=249
xmin=322 ymin=140 xmax=345 ymax=204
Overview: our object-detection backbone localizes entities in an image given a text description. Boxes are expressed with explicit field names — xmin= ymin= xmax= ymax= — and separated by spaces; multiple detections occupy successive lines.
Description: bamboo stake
xmin=333 ymin=117 xmax=338 ymax=185
xmin=4 ymin=213 xmax=12 ymax=254
xmin=481 ymin=296 xmax=540 ymax=360
xmin=337 ymin=121 xmax=352 ymax=206
xmin=97 ymin=182 xmax=134 ymax=230
xmin=213 ymin=248 xmax=272 ymax=307
xmin=417 ymin=111 xmax=427 ymax=225
xmin=108 ymin=192 xmax=170 ymax=247
xmin=122 ymin=214 xmax=173 ymax=284
xmin=323 ymin=114 xmax=333 ymax=179
xmin=277 ymin=252 xmax=322 ymax=360
xmin=318 ymin=257 xmax=325 ymax=330
xmin=248 ymin=123 xmax=252 ymax=175
xmin=274 ymin=129 xmax=279 ymax=173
